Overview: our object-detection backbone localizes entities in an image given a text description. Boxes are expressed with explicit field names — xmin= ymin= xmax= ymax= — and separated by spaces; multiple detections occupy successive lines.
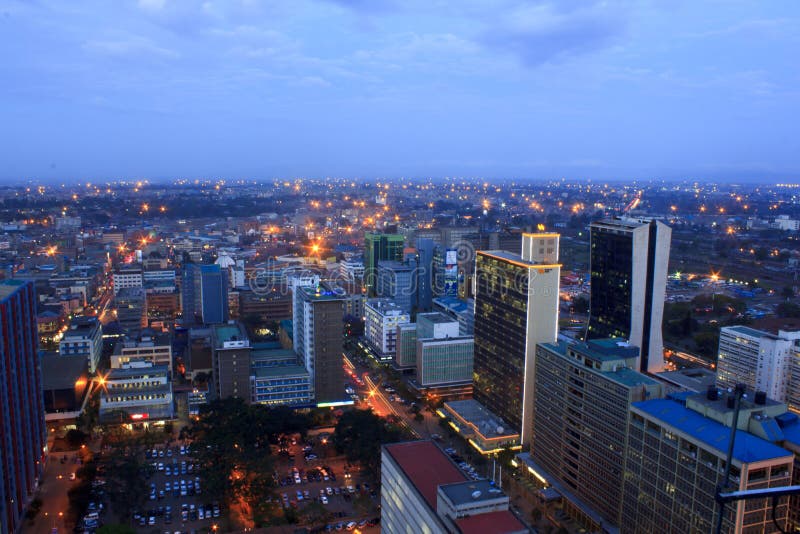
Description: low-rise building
xmin=99 ymin=361 xmax=174 ymax=425
xmin=59 ymin=316 xmax=103 ymax=373
xmin=381 ymin=440 xmax=525 ymax=534
xmin=111 ymin=332 xmax=172 ymax=369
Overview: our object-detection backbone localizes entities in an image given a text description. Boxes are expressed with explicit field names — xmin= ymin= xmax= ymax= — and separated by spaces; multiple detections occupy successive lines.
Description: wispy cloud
xmin=83 ymin=34 xmax=180 ymax=59
xmin=480 ymin=1 xmax=628 ymax=66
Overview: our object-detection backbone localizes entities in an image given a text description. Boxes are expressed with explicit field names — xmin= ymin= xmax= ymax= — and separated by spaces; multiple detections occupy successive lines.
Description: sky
xmin=1 ymin=0 xmax=798 ymax=182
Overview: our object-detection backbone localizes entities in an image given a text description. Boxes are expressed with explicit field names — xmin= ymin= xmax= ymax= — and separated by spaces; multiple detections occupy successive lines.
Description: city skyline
xmin=1 ymin=0 xmax=799 ymax=181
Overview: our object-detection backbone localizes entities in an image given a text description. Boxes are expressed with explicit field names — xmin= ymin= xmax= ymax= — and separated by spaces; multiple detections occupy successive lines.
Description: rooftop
xmin=439 ymin=479 xmax=506 ymax=506
xmin=384 ymin=440 xmax=466 ymax=510
xmin=444 ymin=398 xmax=518 ymax=439
xmin=0 ymin=279 xmax=29 ymax=300
xmin=214 ymin=323 xmax=249 ymax=348
xmin=107 ymin=363 xmax=170 ymax=379
xmin=41 ymin=353 xmax=87 ymax=390
xmin=722 ymin=324 xmax=778 ymax=339
xmin=632 ymin=398 xmax=793 ymax=464
xmin=656 ymin=368 xmax=717 ymax=393
xmin=417 ymin=312 xmax=458 ymax=325
xmin=477 ymin=249 xmax=558 ymax=268
xmin=454 ymin=510 xmax=527 ymax=534
xmin=252 ymin=364 xmax=309 ymax=379
xmin=295 ymin=283 xmax=346 ymax=301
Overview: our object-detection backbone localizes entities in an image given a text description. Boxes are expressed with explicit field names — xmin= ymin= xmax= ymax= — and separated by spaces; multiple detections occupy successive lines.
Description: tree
xmin=777 ymin=301 xmax=800 ymax=318
xmin=65 ymin=429 xmax=88 ymax=449
xmin=782 ymin=286 xmax=795 ymax=299
xmin=185 ymin=398 xmax=311 ymax=520
xmin=332 ymin=410 xmax=403 ymax=478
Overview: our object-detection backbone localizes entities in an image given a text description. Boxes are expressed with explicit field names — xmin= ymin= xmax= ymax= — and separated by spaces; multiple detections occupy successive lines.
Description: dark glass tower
xmin=200 ymin=264 xmax=229 ymax=324
xmin=0 ymin=280 xmax=45 ymax=534
xmin=364 ymin=232 xmax=404 ymax=297
xmin=586 ymin=218 xmax=671 ymax=373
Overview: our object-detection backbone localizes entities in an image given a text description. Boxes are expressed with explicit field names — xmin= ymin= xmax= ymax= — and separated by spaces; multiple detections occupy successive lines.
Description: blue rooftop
xmin=633 ymin=398 xmax=793 ymax=464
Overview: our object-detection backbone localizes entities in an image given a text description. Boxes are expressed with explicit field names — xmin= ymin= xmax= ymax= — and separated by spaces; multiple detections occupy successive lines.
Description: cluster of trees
xmin=184 ymin=398 xmax=312 ymax=526
xmin=331 ymin=410 xmax=407 ymax=479
xmin=663 ymin=294 xmax=748 ymax=358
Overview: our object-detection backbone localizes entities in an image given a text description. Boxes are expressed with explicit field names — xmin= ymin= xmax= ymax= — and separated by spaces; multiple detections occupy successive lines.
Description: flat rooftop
xmin=439 ymin=479 xmax=506 ymax=506
xmin=0 ymin=279 xmax=28 ymax=299
xmin=723 ymin=325 xmax=778 ymax=339
xmin=384 ymin=440 xmax=466 ymax=510
xmin=296 ymin=283 xmax=345 ymax=301
xmin=214 ymin=323 xmax=248 ymax=347
xmin=656 ymin=368 xmax=718 ymax=392
xmin=444 ymin=399 xmax=518 ymax=439
xmin=107 ymin=363 xmax=170 ymax=379
xmin=454 ymin=510 xmax=527 ymax=534
xmin=252 ymin=364 xmax=309 ymax=379
xmin=418 ymin=312 xmax=458 ymax=325
xmin=633 ymin=398 xmax=793 ymax=464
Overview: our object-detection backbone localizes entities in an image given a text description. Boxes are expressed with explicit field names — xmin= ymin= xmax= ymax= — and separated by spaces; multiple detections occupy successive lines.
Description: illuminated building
xmin=364 ymin=232 xmax=404 ymax=297
xmin=98 ymin=361 xmax=174 ymax=424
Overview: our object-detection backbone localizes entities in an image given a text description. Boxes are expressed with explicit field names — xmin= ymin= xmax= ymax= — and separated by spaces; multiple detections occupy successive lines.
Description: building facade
xmin=622 ymin=394 xmax=794 ymax=533
xmin=212 ymin=323 xmax=252 ymax=403
xmin=99 ymin=361 xmax=174 ymax=424
xmin=376 ymin=260 xmax=417 ymax=313
xmin=364 ymin=232 xmax=404 ymax=296
xmin=59 ymin=316 xmax=103 ymax=373
xmin=472 ymin=233 xmax=560 ymax=445
xmin=586 ymin=217 xmax=671 ymax=373
xmin=365 ymin=298 xmax=411 ymax=361
xmin=293 ymin=284 xmax=346 ymax=404
xmin=717 ymin=326 xmax=799 ymax=404
xmin=532 ymin=339 xmax=663 ymax=527
xmin=200 ymin=264 xmax=229 ymax=324
xmin=0 ymin=280 xmax=45 ymax=534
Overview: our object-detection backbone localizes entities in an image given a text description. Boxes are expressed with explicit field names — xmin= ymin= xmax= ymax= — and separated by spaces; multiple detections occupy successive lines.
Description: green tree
xmin=65 ymin=429 xmax=88 ymax=448
xmin=185 ymin=398 xmax=311 ymax=520
xmin=332 ymin=410 xmax=403 ymax=478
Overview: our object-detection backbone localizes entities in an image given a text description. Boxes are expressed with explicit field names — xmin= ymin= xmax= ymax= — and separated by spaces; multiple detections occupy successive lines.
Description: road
xmin=23 ymin=451 xmax=82 ymax=534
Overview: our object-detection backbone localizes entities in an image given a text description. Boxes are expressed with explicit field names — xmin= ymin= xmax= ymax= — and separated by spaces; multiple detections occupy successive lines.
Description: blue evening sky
xmin=1 ymin=0 xmax=798 ymax=182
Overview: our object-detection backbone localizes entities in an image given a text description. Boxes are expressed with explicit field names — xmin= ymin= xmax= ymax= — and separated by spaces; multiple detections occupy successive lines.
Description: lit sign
xmin=130 ymin=413 xmax=149 ymax=420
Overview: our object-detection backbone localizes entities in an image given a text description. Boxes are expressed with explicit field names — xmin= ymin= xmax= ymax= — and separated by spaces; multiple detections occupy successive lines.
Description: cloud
xmin=480 ymin=1 xmax=628 ymax=67
xmin=83 ymin=35 xmax=179 ymax=59
xmin=137 ymin=0 xmax=167 ymax=11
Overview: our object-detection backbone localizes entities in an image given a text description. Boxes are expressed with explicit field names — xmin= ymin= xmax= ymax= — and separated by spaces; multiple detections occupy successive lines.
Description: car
xmin=148 ymin=516 xmax=156 ymax=526
xmin=326 ymin=486 xmax=333 ymax=495
xmin=69 ymin=472 xmax=76 ymax=480
xmin=157 ymin=462 xmax=164 ymax=471
xmin=198 ymin=508 xmax=204 ymax=520
xmin=321 ymin=495 xmax=328 ymax=504
xmin=346 ymin=522 xmax=357 ymax=531
xmin=166 ymin=449 xmax=173 ymax=457
xmin=165 ymin=466 xmax=171 ymax=476
xmin=165 ymin=482 xmax=171 ymax=491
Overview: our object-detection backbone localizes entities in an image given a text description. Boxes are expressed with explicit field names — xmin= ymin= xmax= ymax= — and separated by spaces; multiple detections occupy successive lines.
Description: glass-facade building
xmin=586 ymin=218 xmax=671 ymax=373
xmin=472 ymin=253 xmax=530 ymax=434
xmin=200 ymin=264 xmax=229 ymax=324
xmin=364 ymin=232 xmax=404 ymax=297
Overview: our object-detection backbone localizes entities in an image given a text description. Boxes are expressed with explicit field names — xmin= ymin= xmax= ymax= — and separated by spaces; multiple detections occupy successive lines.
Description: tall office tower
xmin=472 ymin=233 xmax=560 ymax=445
xmin=0 ymin=280 xmax=45 ymax=534
xmin=622 ymin=392 xmax=796 ymax=533
xmin=364 ymin=232 xmax=404 ymax=297
xmin=586 ymin=217 xmax=671 ymax=374
xmin=531 ymin=339 xmax=663 ymax=527
xmin=717 ymin=326 xmax=800 ymax=404
xmin=293 ymin=283 xmax=345 ymax=404
xmin=181 ymin=262 xmax=202 ymax=324
xmin=200 ymin=264 xmax=229 ymax=324
xmin=415 ymin=238 xmax=435 ymax=312
xmin=376 ymin=259 xmax=417 ymax=313
xmin=212 ymin=322 xmax=252 ymax=403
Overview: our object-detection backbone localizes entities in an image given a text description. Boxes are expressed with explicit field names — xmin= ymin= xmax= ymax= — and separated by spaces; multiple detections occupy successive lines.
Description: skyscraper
xmin=472 ymin=233 xmax=560 ymax=445
xmin=415 ymin=237 xmax=435 ymax=312
xmin=293 ymin=283 xmax=346 ymax=404
xmin=200 ymin=264 xmax=229 ymax=324
xmin=0 ymin=280 xmax=46 ymax=534
xmin=364 ymin=232 xmax=404 ymax=297
xmin=586 ymin=217 xmax=671 ymax=374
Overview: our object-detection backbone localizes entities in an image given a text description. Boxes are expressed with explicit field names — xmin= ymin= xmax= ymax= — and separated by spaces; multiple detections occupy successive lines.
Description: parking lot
xmin=131 ymin=443 xmax=223 ymax=531
xmin=274 ymin=435 xmax=380 ymax=532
